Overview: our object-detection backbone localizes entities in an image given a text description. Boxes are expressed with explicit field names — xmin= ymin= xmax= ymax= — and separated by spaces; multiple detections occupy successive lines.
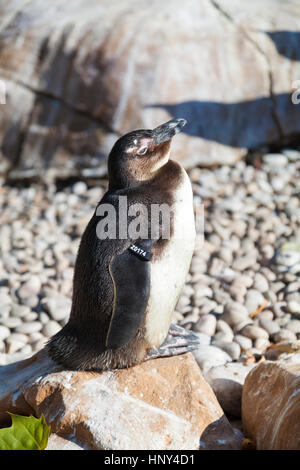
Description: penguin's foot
xmin=145 ymin=323 xmax=201 ymax=360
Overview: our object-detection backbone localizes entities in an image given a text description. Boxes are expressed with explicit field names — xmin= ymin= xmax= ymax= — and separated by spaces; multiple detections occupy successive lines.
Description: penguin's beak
xmin=152 ymin=118 xmax=187 ymax=145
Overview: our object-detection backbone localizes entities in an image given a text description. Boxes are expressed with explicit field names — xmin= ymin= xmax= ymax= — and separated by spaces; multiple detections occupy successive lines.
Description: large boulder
xmin=0 ymin=349 xmax=242 ymax=450
xmin=242 ymin=353 xmax=300 ymax=450
xmin=0 ymin=0 xmax=300 ymax=178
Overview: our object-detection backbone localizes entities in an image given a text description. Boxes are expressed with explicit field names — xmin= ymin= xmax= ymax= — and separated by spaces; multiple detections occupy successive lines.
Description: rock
xmin=262 ymin=154 xmax=288 ymax=167
xmin=43 ymin=294 xmax=72 ymax=322
xmin=286 ymin=320 xmax=300 ymax=334
xmin=232 ymin=256 xmax=257 ymax=271
xmin=0 ymin=317 xmax=22 ymax=329
xmin=0 ymin=326 xmax=10 ymax=341
xmin=253 ymin=273 xmax=269 ymax=293
xmin=253 ymin=337 xmax=270 ymax=351
xmin=273 ymin=329 xmax=297 ymax=343
xmin=42 ymin=321 xmax=62 ymax=338
xmin=14 ymin=322 xmax=43 ymax=335
xmin=211 ymin=341 xmax=241 ymax=360
xmin=192 ymin=346 xmax=232 ymax=373
xmin=0 ymin=350 xmax=241 ymax=450
xmin=244 ymin=289 xmax=265 ymax=315
xmin=240 ymin=325 xmax=269 ymax=340
xmin=194 ymin=314 xmax=217 ymax=336
xmin=10 ymin=304 xmax=31 ymax=318
xmin=234 ymin=334 xmax=252 ymax=351
xmin=18 ymin=276 xmax=41 ymax=298
xmin=204 ymin=362 xmax=257 ymax=418
xmin=258 ymin=318 xmax=280 ymax=336
xmin=287 ymin=301 xmax=300 ymax=316
xmin=242 ymin=355 xmax=300 ymax=449
xmin=222 ymin=302 xmax=249 ymax=327
xmin=1 ymin=0 xmax=300 ymax=177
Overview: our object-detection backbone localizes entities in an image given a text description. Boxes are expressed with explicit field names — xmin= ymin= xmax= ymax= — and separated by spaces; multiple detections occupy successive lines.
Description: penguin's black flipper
xmin=106 ymin=239 xmax=155 ymax=350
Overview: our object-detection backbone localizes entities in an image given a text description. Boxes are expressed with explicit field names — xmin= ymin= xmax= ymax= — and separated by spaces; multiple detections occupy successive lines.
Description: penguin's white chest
xmin=145 ymin=169 xmax=196 ymax=347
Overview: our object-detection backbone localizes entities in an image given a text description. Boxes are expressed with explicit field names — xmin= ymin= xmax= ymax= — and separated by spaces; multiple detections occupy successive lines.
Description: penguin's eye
xmin=137 ymin=146 xmax=148 ymax=156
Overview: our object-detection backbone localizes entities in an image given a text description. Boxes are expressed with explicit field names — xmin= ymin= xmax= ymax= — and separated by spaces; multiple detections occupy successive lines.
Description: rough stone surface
xmin=0 ymin=350 xmax=241 ymax=450
xmin=242 ymin=353 xmax=300 ymax=450
xmin=0 ymin=0 xmax=300 ymax=177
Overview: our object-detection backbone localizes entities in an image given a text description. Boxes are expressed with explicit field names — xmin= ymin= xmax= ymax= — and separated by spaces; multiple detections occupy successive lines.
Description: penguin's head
xmin=108 ymin=118 xmax=187 ymax=189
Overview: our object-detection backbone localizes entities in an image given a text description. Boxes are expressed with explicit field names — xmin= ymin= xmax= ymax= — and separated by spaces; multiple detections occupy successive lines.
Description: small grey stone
xmin=222 ymin=302 xmax=249 ymax=327
xmin=244 ymin=289 xmax=265 ymax=315
xmin=216 ymin=319 xmax=234 ymax=337
xmin=253 ymin=273 xmax=269 ymax=293
xmin=240 ymin=325 xmax=269 ymax=340
xmin=194 ymin=314 xmax=216 ymax=336
xmin=211 ymin=341 xmax=241 ymax=360
xmin=234 ymin=334 xmax=252 ymax=350
xmin=15 ymin=321 xmax=43 ymax=334
xmin=18 ymin=276 xmax=41 ymax=298
xmin=255 ymin=310 xmax=274 ymax=321
xmin=273 ymin=329 xmax=297 ymax=343
xmin=42 ymin=320 xmax=62 ymax=337
xmin=213 ymin=331 xmax=234 ymax=343
xmin=272 ymin=302 xmax=287 ymax=318
xmin=285 ymin=320 xmax=300 ymax=334
xmin=253 ymin=337 xmax=270 ymax=351
xmin=286 ymin=301 xmax=300 ymax=316
xmin=6 ymin=340 xmax=25 ymax=354
xmin=0 ymin=317 xmax=22 ymax=328
xmin=10 ymin=303 xmax=31 ymax=318
xmin=0 ymin=325 xmax=10 ymax=341
xmin=192 ymin=346 xmax=231 ymax=373
xmin=232 ymin=256 xmax=257 ymax=271
xmin=72 ymin=181 xmax=87 ymax=195
xmin=194 ymin=332 xmax=211 ymax=346
xmin=263 ymin=153 xmax=288 ymax=167
xmin=258 ymin=318 xmax=280 ymax=336
xmin=23 ymin=312 xmax=38 ymax=322
xmin=44 ymin=295 xmax=72 ymax=321
xmin=6 ymin=333 xmax=28 ymax=344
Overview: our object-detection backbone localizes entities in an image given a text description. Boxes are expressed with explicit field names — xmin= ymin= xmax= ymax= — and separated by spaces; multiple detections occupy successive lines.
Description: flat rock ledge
xmin=242 ymin=353 xmax=300 ymax=450
xmin=0 ymin=349 xmax=241 ymax=450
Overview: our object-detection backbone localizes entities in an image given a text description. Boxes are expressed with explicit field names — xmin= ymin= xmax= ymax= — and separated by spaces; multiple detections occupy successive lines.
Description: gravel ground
xmin=0 ymin=149 xmax=299 ymax=369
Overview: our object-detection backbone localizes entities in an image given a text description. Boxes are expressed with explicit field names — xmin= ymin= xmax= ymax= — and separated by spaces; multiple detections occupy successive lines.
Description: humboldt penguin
xmin=47 ymin=118 xmax=200 ymax=371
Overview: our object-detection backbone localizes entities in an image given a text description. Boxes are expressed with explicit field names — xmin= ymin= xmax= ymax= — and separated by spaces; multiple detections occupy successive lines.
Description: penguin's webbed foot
xmin=145 ymin=323 xmax=201 ymax=361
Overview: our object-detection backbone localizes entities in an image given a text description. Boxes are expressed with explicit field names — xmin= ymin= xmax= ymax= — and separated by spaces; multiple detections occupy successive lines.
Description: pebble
xmin=286 ymin=301 xmax=300 ymax=316
xmin=232 ymin=256 xmax=257 ymax=271
xmin=211 ymin=340 xmax=241 ymax=360
xmin=194 ymin=314 xmax=217 ymax=336
xmin=0 ymin=317 xmax=22 ymax=328
xmin=42 ymin=320 xmax=62 ymax=337
xmin=273 ymin=329 xmax=297 ymax=343
xmin=222 ymin=302 xmax=249 ymax=327
xmin=244 ymin=289 xmax=265 ymax=314
xmin=258 ymin=318 xmax=280 ymax=336
xmin=285 ymin=319 xmax=300 ymax=334
xmin=15 ymin=321 xmax=43 ymax=334
xmin=263 ymin=153 xmax=288 ymax=167
xmin=44 ymin=296 xmax=72 ymax=321
xmin=192 ymin=346 xmax=232 ymax=373
xmin=0 ymin=326 xmax=10 ymax=341
xmin=234 ymin=334 xmax=252 ymax=350
xmin=240 ymin=325 xmax=269 ymax=340
xmin=253 ymin=273 xmax=269 ymax=293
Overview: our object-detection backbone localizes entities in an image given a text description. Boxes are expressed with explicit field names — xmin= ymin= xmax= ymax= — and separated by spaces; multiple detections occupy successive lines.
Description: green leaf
xmin=0 ymin=413 xmax=50 ymax=450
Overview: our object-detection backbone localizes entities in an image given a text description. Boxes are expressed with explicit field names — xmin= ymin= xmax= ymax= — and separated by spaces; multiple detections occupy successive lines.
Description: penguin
xmin=47 ymin=118 xmax=200 ymax=371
